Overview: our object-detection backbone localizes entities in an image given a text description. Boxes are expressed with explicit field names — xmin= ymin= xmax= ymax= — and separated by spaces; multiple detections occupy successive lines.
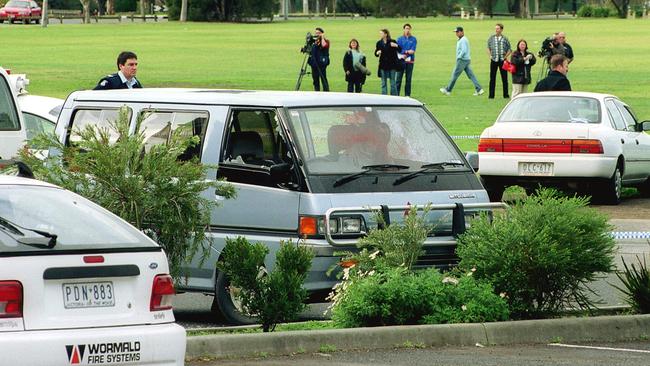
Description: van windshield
xmin=286 ymin=106 xmax=464 ymax=174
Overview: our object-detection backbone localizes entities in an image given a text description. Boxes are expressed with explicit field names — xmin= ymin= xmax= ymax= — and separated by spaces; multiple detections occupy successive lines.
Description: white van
xmin=0 ymin=67 xmax=27 ymax=159
xmin=54 ymin=88 xmax=503 ymax=324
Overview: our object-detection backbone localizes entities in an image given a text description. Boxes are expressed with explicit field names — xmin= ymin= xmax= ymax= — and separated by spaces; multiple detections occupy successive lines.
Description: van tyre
xmin=482 ymin=179 xmax=504 ymax=202
xmin=596 ymin=165 xmax=622 ymax=205
xmin=214 ymin=271 xmax=257 ymax=325
xmin=637 ymin=178 xmax=650 ymax=198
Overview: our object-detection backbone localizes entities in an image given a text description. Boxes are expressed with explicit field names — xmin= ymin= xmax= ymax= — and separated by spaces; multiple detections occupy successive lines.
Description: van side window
xmin=0 ymin=78 xmax=20 ymax=131
xmin=68 ymin=108 xmax=131 ymax=145
xmin=219 ymin=109 xmax=299 ymax=189
xmin=140 ymin=111 xmax=209 ymax=160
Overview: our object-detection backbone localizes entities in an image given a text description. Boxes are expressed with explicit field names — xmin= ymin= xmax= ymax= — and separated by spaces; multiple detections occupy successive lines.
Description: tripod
xmin=295 ymin=49 xmax=313 ymax=91
xmin=536 ymin=56 xmax=549 ymax=84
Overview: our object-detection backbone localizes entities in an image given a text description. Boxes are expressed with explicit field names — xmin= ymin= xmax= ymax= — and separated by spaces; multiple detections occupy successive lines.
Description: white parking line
xmin=549 ymin=343 xmax=650 ymax=354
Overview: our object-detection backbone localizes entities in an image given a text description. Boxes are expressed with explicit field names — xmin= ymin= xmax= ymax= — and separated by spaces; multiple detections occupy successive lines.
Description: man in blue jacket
xmin=94 ymin=51 xmax=143 ymax=90
xmin=440 ymin=27 xmax=484 ymax=96
xmin=396 ymin=23 xmax=417 ymax=97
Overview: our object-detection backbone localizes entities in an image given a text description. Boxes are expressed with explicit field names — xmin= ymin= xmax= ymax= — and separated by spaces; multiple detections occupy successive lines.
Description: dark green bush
xmin=457 ymin=188 xmax=616 ymax=319
xmin=331 ymin=267 xmax=509 ymax=328
xmin=593 ymin=7 xmax=610 ymax=17
xmin=218 ymin=237 xmax=314 ymax=332
xmin=577 ymin=4 xmax=593 ymax=17
xmin=114 ymin=0 xmax=137 ymax=13
xmin=614 ymin=256 xmax=650 ymax=313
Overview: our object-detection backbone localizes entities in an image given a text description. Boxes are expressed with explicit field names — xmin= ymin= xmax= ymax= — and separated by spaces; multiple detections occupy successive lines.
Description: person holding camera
xmin=534 ymin=54 xmax=571 ymax=92
xmin=553 ymin=32 xmax=574 ymax=62
xmin=510 ymin=39 xmax=536 ymax=97
xmin=307 ymin=27 xmax=330 ymax=92
xmin=375 ymin=29 xmax=402 ymax=95
xmin=486 ymin=23 xmax=511 ymax=99
xmin=343 ymin=39 xmax=370 ymax=93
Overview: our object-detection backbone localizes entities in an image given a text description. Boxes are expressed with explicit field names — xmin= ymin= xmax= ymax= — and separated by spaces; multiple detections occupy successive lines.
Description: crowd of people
xmin=296 ymin=24 xmax=575 ymax=98
xmin=93 ymin=25 xmax=574 ymax=97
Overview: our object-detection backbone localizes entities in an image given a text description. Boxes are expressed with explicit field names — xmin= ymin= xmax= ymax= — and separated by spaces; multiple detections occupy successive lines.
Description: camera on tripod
xmin=300 ymin=32 xmax=318 ymax=53
xmin=538 ymin=36 xmax=557 ymax=58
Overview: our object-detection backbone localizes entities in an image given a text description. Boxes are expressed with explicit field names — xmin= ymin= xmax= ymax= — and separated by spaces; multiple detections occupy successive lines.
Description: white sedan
xmin=0 ymin=169 xmax=186 ymax=365
xmin=17 ymin=94 xmax=63 ymax=140
xmin=478 ymin=92 xmax=650 ymax=204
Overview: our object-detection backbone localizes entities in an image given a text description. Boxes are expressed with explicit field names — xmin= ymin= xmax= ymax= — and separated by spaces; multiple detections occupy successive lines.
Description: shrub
xmin=19 ymin=108 xmax=235 ymax=279
xmin=577 ymin=4 xmax=593 ymax=17
xmin=330 ymin=267 xmax=509 ymax=328
xmin=614 ymin=255 xmax=650 ymax=313
xmin=457 ymin=188 xmax=616 ymax=319
xmin=593 ymin=7 xmax=611 ymax=17
xmin=218 ymin=237 xmax=314 ymax=332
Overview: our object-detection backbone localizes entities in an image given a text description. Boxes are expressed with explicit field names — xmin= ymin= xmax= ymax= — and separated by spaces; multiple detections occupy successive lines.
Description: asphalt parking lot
xmin=187 ymin=341 xmax=650 ymax=366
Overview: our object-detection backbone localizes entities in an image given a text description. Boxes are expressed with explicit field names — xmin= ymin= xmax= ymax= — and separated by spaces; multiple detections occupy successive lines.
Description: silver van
xmin=54 ymin=89 xmax=500 ymax=324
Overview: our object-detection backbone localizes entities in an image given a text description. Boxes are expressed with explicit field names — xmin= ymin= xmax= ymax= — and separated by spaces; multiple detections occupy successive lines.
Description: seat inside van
xmin=227 ymin=131 xmax=265 ymax=165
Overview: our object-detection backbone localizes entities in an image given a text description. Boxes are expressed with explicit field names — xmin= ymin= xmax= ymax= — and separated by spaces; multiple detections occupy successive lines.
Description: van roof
xmin=66 ymin=88 xmax=424 ymax=108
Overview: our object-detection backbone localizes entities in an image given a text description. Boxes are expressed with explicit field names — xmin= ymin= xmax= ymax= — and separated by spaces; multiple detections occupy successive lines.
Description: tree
xmin=79 ymin=0 xmax=90 ymax=23
xmin=41 ymin=0 xmax=49 ymax=27
xmin=610 ymin=0 xmax=630 ymax=18
xmin=180 ymin=0 xmax=187 ymax=21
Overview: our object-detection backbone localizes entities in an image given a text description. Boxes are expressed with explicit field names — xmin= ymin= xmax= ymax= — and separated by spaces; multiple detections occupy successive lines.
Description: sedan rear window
xmin=6 ymin=1 xmax=30 ymax=7
xmin=0 ymin=185 xmax=155 ymax=252
xmin=498 ymin=96 xmax=601 ymax=124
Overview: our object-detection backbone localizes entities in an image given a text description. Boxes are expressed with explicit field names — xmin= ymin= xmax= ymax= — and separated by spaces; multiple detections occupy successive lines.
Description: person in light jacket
xmin=343 ymin=39 xmax=369 ymax=93
xmin=510 ymin=39 xmax=536 ymax=97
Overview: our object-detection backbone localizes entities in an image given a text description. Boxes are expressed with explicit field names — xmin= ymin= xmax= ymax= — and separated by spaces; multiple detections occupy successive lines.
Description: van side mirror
xmin=465 ymin=152 xmax=479 ymax=172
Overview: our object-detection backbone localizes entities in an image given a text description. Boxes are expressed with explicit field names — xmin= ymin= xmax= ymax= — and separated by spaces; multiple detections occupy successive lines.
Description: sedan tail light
xmin=571 ymin=139 xmax=604 ymax=154
xmin=0 ymin=281 xmax=23 ymax=318
xmin=480 ymin=138 xmax=603 ymax=154
xmin=478 ymin=138 xmax=503 ymax=152
xmin=150 ymin=274 xmax=175 ymax=311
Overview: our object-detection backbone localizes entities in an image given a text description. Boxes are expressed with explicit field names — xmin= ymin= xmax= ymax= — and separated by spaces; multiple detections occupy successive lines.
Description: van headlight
xmin=318 ymin=218 xmax=339 ymax=234
xmin=341 ymin=218 xmax=363 ymax=233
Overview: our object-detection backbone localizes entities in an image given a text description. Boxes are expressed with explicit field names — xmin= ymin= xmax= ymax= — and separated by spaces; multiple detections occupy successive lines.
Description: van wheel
xmin=595 ymin=165 xmax=622 ymax=205
xmin=482 ymin=179 xmax=504 ymax=202
xmin=214 ymin=271 xmax=257 ymax=325
xmin=637 ymin=178 xmax=650 ymax=198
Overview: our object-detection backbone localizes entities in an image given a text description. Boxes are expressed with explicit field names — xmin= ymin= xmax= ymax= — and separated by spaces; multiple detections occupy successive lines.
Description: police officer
xmin=94 ymin=51 xmax=143 ymax=90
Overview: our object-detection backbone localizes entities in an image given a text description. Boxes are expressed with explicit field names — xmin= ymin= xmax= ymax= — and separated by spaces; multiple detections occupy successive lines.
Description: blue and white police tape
xmin=450 ymin=135 xmax=480 ymax=140
xmin=610 ymin=231 xmax=650 ymax=240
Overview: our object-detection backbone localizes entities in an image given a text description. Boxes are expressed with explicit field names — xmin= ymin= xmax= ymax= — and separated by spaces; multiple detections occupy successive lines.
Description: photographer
xmin=307 ymin=27 xmax=330 ymax=92
xmin=541 ymin=32 xmax=574 ymax=65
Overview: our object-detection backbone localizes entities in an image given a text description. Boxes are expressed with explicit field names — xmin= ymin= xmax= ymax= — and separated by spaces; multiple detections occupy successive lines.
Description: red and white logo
xmin=66 ymin=344 xmax=86 ymax=364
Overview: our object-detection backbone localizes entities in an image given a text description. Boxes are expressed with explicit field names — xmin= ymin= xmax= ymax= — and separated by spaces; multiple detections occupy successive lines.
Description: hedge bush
xmin=331 ymin=267 xmax=509 ymax=328
xmin=218 ymin=237 xmax=314 ymax=332
xmin=457 ymin=188 xmax=616 ymax=319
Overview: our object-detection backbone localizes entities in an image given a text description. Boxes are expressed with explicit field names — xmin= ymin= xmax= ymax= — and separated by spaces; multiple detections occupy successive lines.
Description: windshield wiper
xmin=393 ymin=161 xmax=466 ymax=186
xmin=0 ymin=216 xmax=58 ymax=249
xmin=333 ymin=164 xmax=409 ymax=188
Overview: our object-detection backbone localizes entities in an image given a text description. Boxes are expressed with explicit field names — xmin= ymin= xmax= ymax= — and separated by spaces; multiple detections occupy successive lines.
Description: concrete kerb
xmin=185 ymin=314 xmax=650 ymax=359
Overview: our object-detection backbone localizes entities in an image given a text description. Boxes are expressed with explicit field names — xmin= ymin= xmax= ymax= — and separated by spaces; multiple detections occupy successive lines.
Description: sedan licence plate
xmin=519 ymin=162 xmax=554 ymax=176
xmin=63 ymin=281 xmax=115 ymax=309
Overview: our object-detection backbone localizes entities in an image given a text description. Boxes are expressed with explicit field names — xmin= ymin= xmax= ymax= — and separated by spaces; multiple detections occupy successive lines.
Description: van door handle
xmin=215 ymin=190 xmax=225 ymax=201
xmin=636 ymin=139 xmax=640 ymax=145
xmin=621 ymin=139 xmax=625 ymax=144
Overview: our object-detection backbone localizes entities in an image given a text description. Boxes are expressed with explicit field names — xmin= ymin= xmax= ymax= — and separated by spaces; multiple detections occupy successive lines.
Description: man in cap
xmin=440 ymin=26 xmax=484 ymax=96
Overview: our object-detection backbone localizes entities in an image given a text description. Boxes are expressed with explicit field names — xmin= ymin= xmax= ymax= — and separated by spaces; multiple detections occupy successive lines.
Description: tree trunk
xmin=80 ymin=0 xmax=90 ymax=23
xmin=41 ymin=0 xmax=48 ymax=27
xmin=534 ymin=0 xmax=539 ymax=14
xmin=303 ymin=0 xmax=309 ymax=13
xmin=140 ymin=0 xmax=145 ymax=16
xmin=180 ymin=0 xmax=187 ymax=21
xmin=105 ymin=0 xmax=114 ymax=15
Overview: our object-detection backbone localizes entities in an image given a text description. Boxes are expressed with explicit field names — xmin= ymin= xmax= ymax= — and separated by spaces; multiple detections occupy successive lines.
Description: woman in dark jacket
xmin=374 ymin=29 xmax=401 ymax=95
xmin=343 ymin=39 xmax=369 ymax=93
xmin=510 ymin=39 xmax=537 ymax=97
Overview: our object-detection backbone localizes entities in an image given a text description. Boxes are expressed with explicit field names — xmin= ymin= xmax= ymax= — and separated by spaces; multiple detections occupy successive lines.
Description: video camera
xmin=538 ymin=36 xmax=557 ymax=58
xmin=300 ymin=32 xmax=318 ymax=53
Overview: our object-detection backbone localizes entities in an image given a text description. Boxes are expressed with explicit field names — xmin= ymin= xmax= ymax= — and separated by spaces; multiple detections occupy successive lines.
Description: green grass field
xmin=2 ymin=18 xmax=650 ymax=151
